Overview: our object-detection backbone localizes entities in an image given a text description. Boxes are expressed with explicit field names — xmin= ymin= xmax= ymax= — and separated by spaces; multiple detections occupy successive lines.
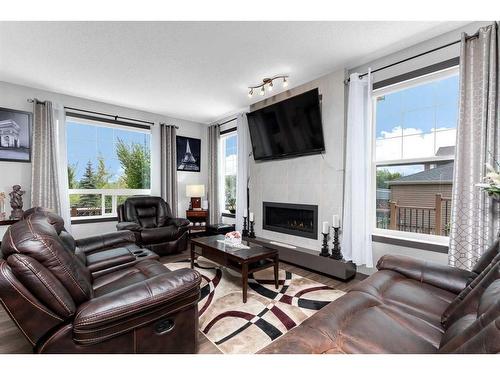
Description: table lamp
xmin=186 ymin=184 xmax=205 ymax=210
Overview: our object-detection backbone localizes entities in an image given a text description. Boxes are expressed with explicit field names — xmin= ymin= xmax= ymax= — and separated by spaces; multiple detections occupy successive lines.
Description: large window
xmin=373 ymin=67 xmax=459 ymax=238
xmin=66 ymin=117 xmax=151 ymax=219
xmin=219 ymin=129 xmax=238 ymax=215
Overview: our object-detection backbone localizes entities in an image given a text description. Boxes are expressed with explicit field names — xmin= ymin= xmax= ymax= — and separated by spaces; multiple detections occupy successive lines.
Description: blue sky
xmin=225 ymin=133 xmax=237 ymax=157
xmin=66 ymin=121 xmax=151 ymax=182
xmin=376 ymin=74 xmax=459 ymax=139
xmin=375 ymin=74 xmax=459 ymax=173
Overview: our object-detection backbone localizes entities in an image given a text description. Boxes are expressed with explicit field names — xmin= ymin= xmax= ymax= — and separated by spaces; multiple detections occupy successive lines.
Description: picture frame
xmin=176 ymin=136 xmax=201 ymax=172
xmin=0 ymin=107 xmax=32 ymax=163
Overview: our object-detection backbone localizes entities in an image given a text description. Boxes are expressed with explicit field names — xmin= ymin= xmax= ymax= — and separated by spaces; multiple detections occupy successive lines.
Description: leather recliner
xmin=0 ymin=210 xmax=201 ymax=353
xmin=117 ymin=196 xmax=190 ymax=256
xmin=260 ymin=240 xmax=500 ymax=354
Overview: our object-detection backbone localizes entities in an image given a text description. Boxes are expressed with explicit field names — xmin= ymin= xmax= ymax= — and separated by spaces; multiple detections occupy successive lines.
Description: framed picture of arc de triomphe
xmin=0 ymin=107 xmax=32 ymax=162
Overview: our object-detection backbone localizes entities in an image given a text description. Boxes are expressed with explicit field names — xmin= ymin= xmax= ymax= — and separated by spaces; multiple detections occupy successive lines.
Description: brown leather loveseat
xmin=0 ymin=209 xmax=201 ymax=353
xmin=260 ymin=241 xmax=500 ymax=354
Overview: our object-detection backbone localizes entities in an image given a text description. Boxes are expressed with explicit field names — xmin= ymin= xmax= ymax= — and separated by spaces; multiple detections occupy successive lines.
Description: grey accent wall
xmin=248 ymin=68 xmax=346 ymax=250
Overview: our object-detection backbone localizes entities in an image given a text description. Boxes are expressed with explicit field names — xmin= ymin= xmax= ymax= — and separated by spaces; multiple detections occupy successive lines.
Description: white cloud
xmin=376 ymin=126 xmax=456 ymax=162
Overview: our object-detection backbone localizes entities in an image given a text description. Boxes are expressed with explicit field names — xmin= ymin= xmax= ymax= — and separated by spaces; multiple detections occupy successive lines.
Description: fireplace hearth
xmin=263 ymin=202 xmax=318 ymax=239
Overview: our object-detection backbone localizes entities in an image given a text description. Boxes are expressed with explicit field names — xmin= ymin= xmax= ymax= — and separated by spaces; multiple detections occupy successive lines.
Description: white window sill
xmin=372 ymin=229 xmax=449 ymax=253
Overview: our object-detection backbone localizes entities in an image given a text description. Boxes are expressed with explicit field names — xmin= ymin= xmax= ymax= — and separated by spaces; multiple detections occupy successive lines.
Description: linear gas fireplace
xmin=263 ymin=202 xmax=318 ymax=239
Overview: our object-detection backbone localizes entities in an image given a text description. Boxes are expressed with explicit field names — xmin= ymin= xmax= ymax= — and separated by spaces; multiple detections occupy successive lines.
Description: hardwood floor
xmin=0 ymin=249 xmax=365 ymax=354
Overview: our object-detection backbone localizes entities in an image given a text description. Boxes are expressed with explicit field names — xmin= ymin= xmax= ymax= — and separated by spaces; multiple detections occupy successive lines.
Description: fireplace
xmin=263 ymin=202 xmax=318 ymax=239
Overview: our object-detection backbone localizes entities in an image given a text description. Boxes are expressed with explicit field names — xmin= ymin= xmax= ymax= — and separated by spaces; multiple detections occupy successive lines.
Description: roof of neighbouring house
xmin=435 ymin=146 xmax=455 ymax=157
xmin=387 ymin=162 xmax=454 ymax=186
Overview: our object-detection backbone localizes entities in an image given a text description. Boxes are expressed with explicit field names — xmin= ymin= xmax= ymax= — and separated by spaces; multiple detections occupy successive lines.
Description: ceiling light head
xmin=259 ymin=86 xmax=265 ymax=96
xmin=248 ymin=88 xmax=253 ymax=98
xmin=283 ymin=77 xmax=289 ymax=88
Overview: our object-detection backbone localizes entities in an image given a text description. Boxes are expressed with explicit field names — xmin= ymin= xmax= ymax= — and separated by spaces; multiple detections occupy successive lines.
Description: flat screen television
xmin=247 ymin=88 xmax=325 ymax=161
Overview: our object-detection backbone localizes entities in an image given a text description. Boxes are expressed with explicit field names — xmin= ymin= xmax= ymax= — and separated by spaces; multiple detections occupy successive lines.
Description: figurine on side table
xmin=9 ymin=185 xmax=25 ymax=220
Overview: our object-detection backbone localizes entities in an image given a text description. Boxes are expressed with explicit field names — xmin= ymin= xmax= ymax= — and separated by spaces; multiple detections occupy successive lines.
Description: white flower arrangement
xmin=476 ymin=159 xmax=500 ymax=199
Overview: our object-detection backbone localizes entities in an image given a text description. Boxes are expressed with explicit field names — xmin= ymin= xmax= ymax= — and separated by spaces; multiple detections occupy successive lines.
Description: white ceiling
xmin=0 ymin=21 xmax=470 ymax=124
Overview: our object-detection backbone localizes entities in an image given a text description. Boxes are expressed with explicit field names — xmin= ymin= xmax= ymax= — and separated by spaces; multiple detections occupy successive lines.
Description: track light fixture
xmin=247 ymin=75 xmax=289 ymax=98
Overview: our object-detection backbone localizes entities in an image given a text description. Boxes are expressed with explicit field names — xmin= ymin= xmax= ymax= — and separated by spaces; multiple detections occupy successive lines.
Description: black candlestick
xmin=242 ymin=216 xmax=249 ymax=237
xmin=320 ymin=232 xmax=330 ymax=257
xmin=330 ymin=227 xmax=343 ymax=260
xmin=249 ymin=220 xmax=256 ymax=238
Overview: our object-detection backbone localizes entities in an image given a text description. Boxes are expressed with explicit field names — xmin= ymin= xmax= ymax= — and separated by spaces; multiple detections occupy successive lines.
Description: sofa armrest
xmin=73 ymin=268 xmax=201 ymax=345
xmin=377 ymin=254 xmax=472 ymax=294
xmin=116 ymin=221 xmax=143 ymax=232
xmin=167 ymin=217 xmax=191 ymax=228
xmin=75 ymin=230 xmax=136 ymax=254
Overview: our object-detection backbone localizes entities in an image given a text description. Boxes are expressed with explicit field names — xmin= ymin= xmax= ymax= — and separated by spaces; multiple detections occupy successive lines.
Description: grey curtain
xmin=449 ymin=23 xmax=500 ymax=270
xmin=31 ymin=100 xmax=62 ymax=213
xmin=208 ymin=124 xmax=220 ymax=224
xmin=160 ymin=124 xmax=178 ymax=216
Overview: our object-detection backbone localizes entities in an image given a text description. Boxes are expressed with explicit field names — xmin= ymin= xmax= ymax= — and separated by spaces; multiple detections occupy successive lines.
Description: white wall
xmin=248 ymin=69 xmax=345 ymax=250
xmin=0 ymin=81 xmax=207 ymax=239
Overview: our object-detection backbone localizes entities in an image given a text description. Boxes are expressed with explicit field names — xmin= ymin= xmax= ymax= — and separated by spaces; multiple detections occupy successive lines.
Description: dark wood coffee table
xmin=190 ymin=235 xmax=279 ymax=303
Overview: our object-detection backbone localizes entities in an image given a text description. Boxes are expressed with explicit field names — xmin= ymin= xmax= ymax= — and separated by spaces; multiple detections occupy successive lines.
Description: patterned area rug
xmin=165 ymin=257 xmax=345 ymax=354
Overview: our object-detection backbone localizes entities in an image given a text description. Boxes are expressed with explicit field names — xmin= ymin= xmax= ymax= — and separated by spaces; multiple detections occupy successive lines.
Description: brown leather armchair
xmin=117 ymin=196 xmax=190 ymax=256
xmin=0 ymin=210 xmax=201 ymax=353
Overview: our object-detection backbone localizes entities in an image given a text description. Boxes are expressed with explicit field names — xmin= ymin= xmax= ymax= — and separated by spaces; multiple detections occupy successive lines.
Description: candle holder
xmin=320 ymin=232 xmax=330 ymax=257
xmin=248 ymin=220 xmax=256 ymax=238
xmin=242 ymin=216 xmax=249 ymax=237
xmin=330 ymin=227 xmax=343 ymax=260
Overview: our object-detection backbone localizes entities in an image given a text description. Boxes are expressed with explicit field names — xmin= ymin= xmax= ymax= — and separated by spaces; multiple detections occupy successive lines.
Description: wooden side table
xmin=186 ymin=209 xmax=208 ymax=236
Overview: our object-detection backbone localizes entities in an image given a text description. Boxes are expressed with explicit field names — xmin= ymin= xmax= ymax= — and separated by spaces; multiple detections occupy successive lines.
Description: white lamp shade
xmin=186 ymin=184 xmax=205 ymax=197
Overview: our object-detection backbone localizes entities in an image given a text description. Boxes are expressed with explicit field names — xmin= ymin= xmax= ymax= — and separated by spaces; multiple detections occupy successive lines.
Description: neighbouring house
xmin=387 ymin=162 xmax=454 ymax=235
xmin=0 ymin=119 xmax=20 ymax=148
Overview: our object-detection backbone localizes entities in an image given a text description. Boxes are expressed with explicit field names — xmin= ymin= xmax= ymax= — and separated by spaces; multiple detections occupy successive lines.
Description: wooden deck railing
xmin=389 ymin=194 xmax=451 ymax=236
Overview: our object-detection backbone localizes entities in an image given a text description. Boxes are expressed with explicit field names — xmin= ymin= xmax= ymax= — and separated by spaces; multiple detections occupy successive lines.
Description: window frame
xmin=371 ymin=65 xmax=459 ymax=245
xmin=218 ymin=127 xmax=238 ymax=218
xmin=66 ymin=115 xmax=152 ymax=222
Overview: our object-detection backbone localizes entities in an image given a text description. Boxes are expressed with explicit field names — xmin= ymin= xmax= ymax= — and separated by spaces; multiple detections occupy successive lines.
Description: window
xmin=373 ymin=67 xmax=459 ymax=238
xmin=219 ymin=129 xmax=238 ymax=216
xmin=66 ymin=117 xmax=151 ymax=220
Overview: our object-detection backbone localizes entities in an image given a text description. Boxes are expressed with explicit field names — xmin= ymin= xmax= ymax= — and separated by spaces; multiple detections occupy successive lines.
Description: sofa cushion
xmin=442 ymin=251 xmax=500 ymax=326
xmin=7 ymin=253 xmax=76 ymax=318
xmin=440 ymin=285 xmax=500 ymax=353
xmin=86 ymin=247 xmax=137 ymax=273
xmin=1 ymin=213 xmax=93 ymax=304
xmin=92 ymin=259 xmax=171 ymax=297
xmin=349 ymin=269 xmax=455 ymax=330
xmin=123 ymin=196 xmax=170 ymax=228
xmin=141 ymin=226 xmax=179 ymax=244
xmin=260 ymin=290 xmax=440 ymax=354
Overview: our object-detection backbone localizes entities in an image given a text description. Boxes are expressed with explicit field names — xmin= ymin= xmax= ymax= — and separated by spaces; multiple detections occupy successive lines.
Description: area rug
xmin=164 ymin=257 xmax=345 ymax=354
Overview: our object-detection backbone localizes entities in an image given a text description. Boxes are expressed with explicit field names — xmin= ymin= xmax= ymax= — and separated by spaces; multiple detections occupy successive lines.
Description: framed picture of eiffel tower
xmin=176 ymin=136 xmax=201 ymax=172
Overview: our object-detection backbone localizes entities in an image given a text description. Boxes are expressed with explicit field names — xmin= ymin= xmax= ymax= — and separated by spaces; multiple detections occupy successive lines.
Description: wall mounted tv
xmin=247 ymin=88 xmax=325 ymax=161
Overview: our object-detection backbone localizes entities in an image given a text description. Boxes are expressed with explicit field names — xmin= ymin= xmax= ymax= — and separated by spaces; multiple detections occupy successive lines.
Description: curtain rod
xmin=217 ymin=117 xmax=238 ymax=127
xmin=344 ymin=33 xmax=479 ymax=85
xmin=63 ymin=106 xmax=154 ymax=126
xmin=27 ymin=98 xmax=47 ymax=104
xmin=159 ymin=122 xmax=179 ymax=129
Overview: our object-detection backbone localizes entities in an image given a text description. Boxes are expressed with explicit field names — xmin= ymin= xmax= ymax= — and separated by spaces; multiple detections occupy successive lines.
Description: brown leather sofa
xmin=0 ymin=209 xmax=201 ymax=353
xmin=21 ymin=207 xmax=159 ymax=278
xmin=260 ymin=241 xmax=500 ymax=354
xmin=117 ymin=196 xmax=190 ymax=256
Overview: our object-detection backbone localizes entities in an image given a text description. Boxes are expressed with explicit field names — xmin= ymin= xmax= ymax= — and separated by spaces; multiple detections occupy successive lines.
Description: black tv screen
xmin=247 ymin=88 xmax=325 ymax=161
